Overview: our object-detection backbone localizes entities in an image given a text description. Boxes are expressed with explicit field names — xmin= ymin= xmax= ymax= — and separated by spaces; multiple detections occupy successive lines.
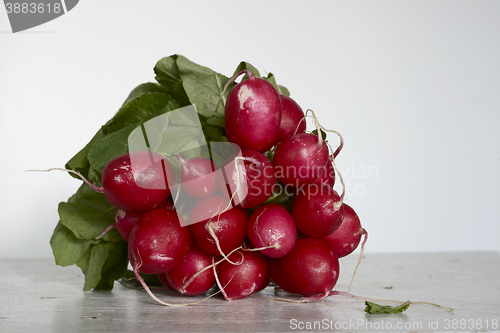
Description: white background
xmin=0 ymin=1 xmax=499 ymax=258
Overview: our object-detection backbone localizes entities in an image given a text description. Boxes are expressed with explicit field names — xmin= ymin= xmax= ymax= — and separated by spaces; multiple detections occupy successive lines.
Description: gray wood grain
xmin=1 ymin=252 xmax=499 ymax=332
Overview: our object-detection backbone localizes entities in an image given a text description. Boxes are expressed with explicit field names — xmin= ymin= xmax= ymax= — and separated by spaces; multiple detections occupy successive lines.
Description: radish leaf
xmin=364 ymin=301 xmax=411 ymax=314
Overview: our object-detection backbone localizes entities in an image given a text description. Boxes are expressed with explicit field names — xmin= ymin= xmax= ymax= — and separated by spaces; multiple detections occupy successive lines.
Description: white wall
xmin=1 ymin=0 xmax=499 ymax=258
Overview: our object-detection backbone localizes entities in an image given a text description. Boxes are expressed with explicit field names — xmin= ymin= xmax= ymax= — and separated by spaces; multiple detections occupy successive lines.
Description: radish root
xmin=305 ymin=109 xmax=344 ymax=158
xmin=132 ymin=265 xmax=220 ymax=307
xmin=204 ymin=154 xmax=248 ymax=265
xmin=212 ymin=256 xmax=232 ymax=301
xmin=255 ymin=229 xmax=453 ymax=314
xmin=94 ymin=223 xmax=116 ymax=240
xmin=323 ymin=228 xmax=368 ymax=308
xmin=26 ymin=168 xmax=105 ymax=193
xmin=301 ymin=109 xmax=346 ymax=204
xmin=179 ymin=246 xmax=243 ymax=293
xmin=256 ymin=290 xmax=453 ymax=313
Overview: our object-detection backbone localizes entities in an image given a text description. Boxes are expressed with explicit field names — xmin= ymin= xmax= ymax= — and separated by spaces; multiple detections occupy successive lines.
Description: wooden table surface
xmin=1 ymin=252 xmax=499 ymax=332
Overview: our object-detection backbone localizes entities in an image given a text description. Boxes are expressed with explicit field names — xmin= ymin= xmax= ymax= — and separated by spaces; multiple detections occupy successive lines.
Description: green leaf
xmin=87 ymin=123 xmax=137 ymax=174
xmin=59 ymin=184 xmax=119 ymax=242
xmin=263 ymin=72 xmax=280 ymax=92
xmin=65 ymin=128 xmax=104 ymax=180
xmin=261 ymin=72 xmax=291 ymax=97
xmin=122 ymin=82 xmax=169 ymax=106
xmin=88 ymin=94 xmax=181 ymax=173
xmin=233 ymin=63 xmax=290 ymax=97
xmin=76 ymin=242 xmax=115 ymax=291
xmin=50 ymin=222 xmax=99 ymax=266
xmin=94 ymin=239 xmax=129 ymax=291
xmin=263 ymin=185 xmax=292 ymax=205
xmin=364 ymin=301 xmax=411 ymax=314
xmin=154 ymin=55 xmax=191 ymax=106
xmin=206 ymin=115 xmax=225 ymax=128
xmin=176 ymin=55 xmax=233 ymax=120
xmin=312 ymin=128 xmax=328 ymax=141
xmin=232 ymin=61 xmax=261 ymax=78
xmin=278 ymin=85 xmax=290 ymax=97
xmin=279 ymin=196 xmax=294 ymax=212
xmin=203 ymin=124 xmax=228 ymax=143
xmin=53 ymin=183 xmax=126 ymax=291
xmin=104 ymin=93 xmax=177 ymax=134
xmin=151 ymin=123 xmax=205 ymax=157
xmin=207 ymin=141 xmax=238 ymax=169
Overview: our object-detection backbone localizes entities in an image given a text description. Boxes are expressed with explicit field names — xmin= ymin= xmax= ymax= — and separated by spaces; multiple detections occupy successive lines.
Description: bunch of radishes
xmin=67 ymin=69 xmax=367 ymax=304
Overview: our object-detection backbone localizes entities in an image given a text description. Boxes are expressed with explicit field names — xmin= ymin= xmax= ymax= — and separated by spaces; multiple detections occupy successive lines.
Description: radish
xmin=312 ymin=156 xmax=335 ymax=188
xmin=225 ymin=71 xmax=282 ymax=153
xmin=178 ymin=155 xmax=218 ymax=199
xmin=220 ymin=149 xmax=276 ymax=209
xmin=157 ymin=272 xmax=174 ymax=290
xmin=166 ymin=244 xmax=219 ymax=296
xmin=273 ymin=133 xmax=330 ymax=188
xmin=158 ymin=196 xmax=175 ymax=210
xmin=247 ymin=203 xmax=297 ymax=258
xmin=276 ymin=95 xmax=306 ymax=143
xmin=95 ymin=208 xmax=143 ymax=242
xmin=102 ymin=151 xmax=175 ymax=212
xmin=218 ymin=249 xmax=268 ymax=300
xmin=292 ymin=183 xmax=344 ymax=238
xmin=189 ymin=195 xmax=248 ymax=256
xmin=281 ymin=237 xmax=340 ymax=297
xmin=128 ymin=207 xmax=191 ymax=275
xmin=256 ymin=273 xmax=272 ymax=292
xmin=113 ymin=209 xmax=141 ymax=241
xmin=40 ymin=151 xmax=175 ymax=212
xmin=96 ymin=196 xmax=175 ymax=243
xmin=267 ymin=257 xmax=301 ymax=294
xmin=324 ymin=203 xmax=367 ymax=258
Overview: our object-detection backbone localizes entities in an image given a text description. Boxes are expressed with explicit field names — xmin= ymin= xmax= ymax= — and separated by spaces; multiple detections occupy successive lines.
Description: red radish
xmin=324 ymin=203 xmax=366 ymax=258
xmin=281 ymin=237 xmax=340 ymax=297
xmin=247 ymin=203 xmax=297 ymax=258
xmin=157 ymin=272 xmax=174 ymax=290
xmin=128 ymin=207 xmax=191 ymax=275
xmin=218 ymin=249 xmax=268 ymax=300
xmin=113 ymin=209 xmax=142 ymax=242
xmin=95 ymin=197 xmax=175 ymax=242
xmin=225 ymin=71 xmax=282 ymax=153
xmin=166 ymin=244 xmax=219 ymax=295
xmin=276 ymin=95 xmax=306 ymax=143
xmin=267 ymin=258 xmax=301 ymax=294
xmin=95 ymin=209 xmax=142 ymax=241
xmin=273 ymin=133 xmax=330 ymax=188
xmin=48 ymin=151 xmax=175 ymax=213
xmin=312 ymin=157 xmax=336 ymax=188
xmin=256 ymin=273 xmax=272 ymax=292
xmin=189 ymin=195 xmax=248 ymax=256
xmin=220 ymin=149 xmax=276 ymax=209
xmin=292 ymin=183 xmax=344 ymax=238
xmin=178 ymin=155 xmax=218 ymax=199
xmin=101 ymin=151 xmax=174 ymax=212
xmin=96 ymin=196 xmax=175 ymax=242
xmin=158 ymin=196 xmax=175 ymax=210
